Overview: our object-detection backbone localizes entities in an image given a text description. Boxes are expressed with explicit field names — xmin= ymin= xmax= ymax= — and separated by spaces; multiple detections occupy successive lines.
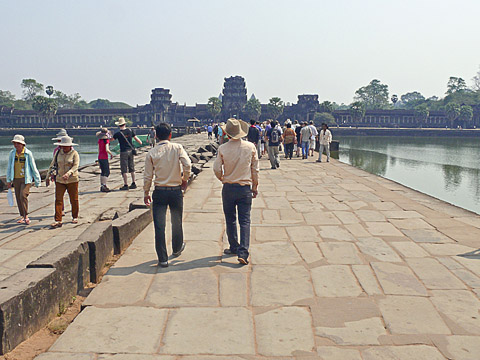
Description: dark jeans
xmin=285 ymin=143 xmax=294 ymax=158
xmin=222 ymin=183 xmax=252 ymax=259
xmin=152 ymin=188 xmax=184 ymax=263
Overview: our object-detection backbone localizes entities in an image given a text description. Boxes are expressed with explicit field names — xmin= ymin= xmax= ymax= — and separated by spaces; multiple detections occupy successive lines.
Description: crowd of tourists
xmin=5 ymin=116 xmax=331 ymax=266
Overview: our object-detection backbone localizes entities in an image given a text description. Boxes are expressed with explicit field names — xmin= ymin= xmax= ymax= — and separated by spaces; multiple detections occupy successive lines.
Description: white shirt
xmin=319 ymin=129 xmax=332 ymax=145
xmin=309 ymin=125 xmax=318 ymax=140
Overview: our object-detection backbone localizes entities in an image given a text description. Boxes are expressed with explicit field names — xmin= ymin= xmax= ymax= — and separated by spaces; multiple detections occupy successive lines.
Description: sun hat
xmin=51 ymin=129 xmax=68 ymax=141
xmin=222 ymin=118 xmax=249 ymax=140
xmin=54 ymin=136 xmax=78 ymax=147
xmin=96 ymin=128 xmax=109 ymax=140
xmin=115 ymin=117 xmax=126 ymax=126
xmin=12 ymin=134 xmax=26 ymax=145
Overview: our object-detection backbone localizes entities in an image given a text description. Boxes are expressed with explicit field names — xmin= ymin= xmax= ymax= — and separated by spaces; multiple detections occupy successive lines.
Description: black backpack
xmin=247 ymin=126 xmax=260 ymax=143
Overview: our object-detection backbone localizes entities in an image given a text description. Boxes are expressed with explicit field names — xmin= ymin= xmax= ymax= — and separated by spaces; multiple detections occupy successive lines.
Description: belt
xmin=155 ymin=186 xmax=181 ymax=191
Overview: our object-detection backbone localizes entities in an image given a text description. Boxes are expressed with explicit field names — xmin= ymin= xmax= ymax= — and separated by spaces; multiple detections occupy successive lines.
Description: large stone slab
xmin=390 ymin=241 xmax=429 ymax=258
xmin=255 ymin=307 xmax=315 ymax=356
xmin=402 ymin=229 xmax=453 ymax=243
xmin=161 ymin=307 xmax=254 ymax=355
xmin=112 ymin=208 xmax=152 ymax=254
xmin=371 ymin=262 xmax=427 ymax=296
xmin=406 ymin=257 xmax=466 ymax=290
xmin=251 ymin=241 xmax=302 ymax=264
xmin=51 ymin=306 xmax=167 ymax=354
xmin=251 ymin=265 xmax=314 ymax=306
xmin=285 ymin=225 xmax=319 ymax=242
xmin=352 ymin=265 xmax=383 ymax=295
xmin=219 ymin=273 xmax=247 ymax=307
xmin=362 ymin=345 xmax=445 ymax=360
xmin=439 ymin=335 xmax=480 ymax=360
xmin=379 ymin=296 xmax=450 ymax=334
xmin=316 ymin=317 xmax=387 ymax=345
xmin=319 ymin=242 xmax=363 ymax=264
xmin=311 ymin=265 xmax=363 ymax=297
xmin=317 ymin=346 xmax=362 ymax=360
xmin=294 ymin=242 xmax=324 ymax=264
xmin=357 ymin=237 xmax=402 ymax=262
xmin=365 ymin=222 xmax=403 ymax=237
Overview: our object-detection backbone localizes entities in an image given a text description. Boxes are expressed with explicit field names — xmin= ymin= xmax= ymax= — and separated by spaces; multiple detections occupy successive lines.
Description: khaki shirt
xmin=213 ymin=139 xmax=259 ymax=189
xmin=143 ymin=140 xmax=192 ymax=196
xmin=47 ymin=149 xmax=80 ymax=184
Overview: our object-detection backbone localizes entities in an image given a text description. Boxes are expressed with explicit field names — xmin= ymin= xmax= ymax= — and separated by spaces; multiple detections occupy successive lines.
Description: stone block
xmin=129 ymin=200 xmax=149 ymax=212
xmin=78 ymin=221 xmax=114 ymax=283
xmin=191 ymin=164 xmax=202 ymax=175
xmin=112 ymin=208 xmax=152 ymax=254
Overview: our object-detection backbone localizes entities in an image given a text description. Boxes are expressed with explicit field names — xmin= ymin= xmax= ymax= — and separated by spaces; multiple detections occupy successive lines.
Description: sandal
xmin=50 ymin=222 xmax=63 ymax=229
xmin=17 ymin=218 xmax=26 ymax=224
xmin=72 ymin=218 xmax=78 ymax=224
xmin=24 ymin=217 xmax=30 ymax=225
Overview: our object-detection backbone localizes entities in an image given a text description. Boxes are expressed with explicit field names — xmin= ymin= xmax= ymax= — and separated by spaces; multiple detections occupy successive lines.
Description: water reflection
xmin=338 ymin=136 xmax=480 ymax=214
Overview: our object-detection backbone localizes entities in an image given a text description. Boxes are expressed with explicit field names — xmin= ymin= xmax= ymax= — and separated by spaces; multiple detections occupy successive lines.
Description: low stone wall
xmin=0 ymin=138 xmax=218 ymax=354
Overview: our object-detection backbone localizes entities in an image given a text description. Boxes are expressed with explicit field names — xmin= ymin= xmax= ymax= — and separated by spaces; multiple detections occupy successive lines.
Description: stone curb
xmin=112 ymin=208 xmax=152 ymax=255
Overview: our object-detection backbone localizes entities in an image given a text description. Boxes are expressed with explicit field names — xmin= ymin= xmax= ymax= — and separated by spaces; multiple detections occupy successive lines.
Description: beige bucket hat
xmin=115 ymin=117 xmax=126 ymax=126
xmin=51 ymin=129 xmax=68 ymax=141
xmin=221 ymin=118 xmax=249 ymax=140
xmin=54 ymin=136 xmax=78 ymax=147
xmin=12 ymin=134 xmax=26 ymax=145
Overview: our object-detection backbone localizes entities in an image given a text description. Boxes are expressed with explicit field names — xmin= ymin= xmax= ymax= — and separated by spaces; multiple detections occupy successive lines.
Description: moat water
xmin=336 ymin=136 xmax=480 ymax=215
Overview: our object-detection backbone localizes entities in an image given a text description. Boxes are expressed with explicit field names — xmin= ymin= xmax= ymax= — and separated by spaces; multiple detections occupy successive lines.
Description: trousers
xmin=267 ymin=145 xmax=280 ymax=168
xmin=55 ymin=181 xmax=79 ymax=222
xmin=13 ymin=178 xmax=31 ymax=217
xmin=319 ymin=143 xmax=331 ymax=161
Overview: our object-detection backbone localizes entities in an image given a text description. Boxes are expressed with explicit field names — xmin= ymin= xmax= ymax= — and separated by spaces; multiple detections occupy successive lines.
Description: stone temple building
xmin=1 ymin=75 xmax=479 ymax=128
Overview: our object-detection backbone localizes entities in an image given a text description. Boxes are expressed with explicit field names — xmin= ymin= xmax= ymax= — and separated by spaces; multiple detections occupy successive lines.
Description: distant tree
xmin=21 ymin=79 xmax=44 ymax=101
xmin=391 ymin=94 xmax=398 ymax=107
xmin=32 ymin=95 xmax=58 ymax=128
xmin=318 ymin=101 xmax=335 ymax=113
xmin=54 ymin=91 xmax=85 ymax=109
xmin=0 ymin=90 xmax=16 ymax=106
xmin=472 ymin=66 xmax=480 ymax=91
xmin=244 ymin=97 xmax=261 ymax=121
xmin=400 ymin=91 xmax=426 ymax=109
xmin=349 ymin=101 xmax=365 ymax=124
xmin=109 ymin=116 xmax=133 ymax=127
xmin=445 ymin=102 xmax=461 ymax=128
xmin=207 ymin=97 xmax=222 ymax=121
xmin=458 ymin=105 xmax=473 ymax=128
xmin=89 ymin=99 xmax=131 ymax=109
xmin=354 ymin=79 xmax=389 ymax=109
xmin=413 ymin=104 xmax=429 ymax=128
xmin=314 ymin=112 xmax=336 ymax=126
xmin=267 ymin=97 xmax=284 ymax=120
xmin=446 ymin=77 xmax=467 ymax=95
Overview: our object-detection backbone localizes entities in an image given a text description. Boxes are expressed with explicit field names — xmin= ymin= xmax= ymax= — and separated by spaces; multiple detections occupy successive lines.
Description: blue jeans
xmin=302 ymin=141 xmax=309 ymax=158
xmin=152 ymin=188 xmax=184 ymax=263
xmin=222 ymin=183 xmax=252 ymax=259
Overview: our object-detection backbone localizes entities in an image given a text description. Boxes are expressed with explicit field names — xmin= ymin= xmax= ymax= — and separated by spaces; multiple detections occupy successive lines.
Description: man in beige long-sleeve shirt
xmin=144 ymin=123 xmax=191 ymax=267
xmin=213 ymin=118 xmax=259 ymax=265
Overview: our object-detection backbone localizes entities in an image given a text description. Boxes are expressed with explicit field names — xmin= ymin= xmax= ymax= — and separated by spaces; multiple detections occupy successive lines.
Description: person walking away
xmin=144 ymin=123 xmax=191 ymax=267
xmin=213 ymin=118 xmax=259 ymax=265
xmin=266 ymin=120 xmax=282 ymax=169
xmin=213 ymin=123 xmax=219 ymax=141
xmin=300 ymin=122 xmax=312 ymax=159
xmin=247 ymin=120 xmax=261 ymax=159
xmin=6 ymin=135 xmax=41 ymax=225
xmin=294 ymin=121 xmax=302 ymax=157
xmin=96 ymin=128 xmax=114 ymax=192
xmin=46 ymin=136 xmax=80 ymax=228
xmin=147 ymin=127 xmax=156 ymax=148
xmin=218 ymin=122 xmax=225 ymax=144
xmin=112 ymin=117 xmax=142 ymax=190
xmin=207 ymin=124 xmax=213 ymax=140
xmin=309 ymin=121 xmax=318 ymax=157
xmin=317 ymin=123 xmax=332 ymax=163
xmin=283 ymin=123 xmax=296 ymax=159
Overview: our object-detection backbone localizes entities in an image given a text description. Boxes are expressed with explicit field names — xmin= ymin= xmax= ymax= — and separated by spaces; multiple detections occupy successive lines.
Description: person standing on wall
xmin=144 ymin=123 xmax=192 ymax=268
xmin=112 ymin=117 xmax=142 ymax=190
xmin=317 ymin=123 xmax=332 ymax=163
xmin=46 ymin=136 xmax=80 ymax=229
xmin=96 ymin=128 xmax=114 ymax=192
xmin=6 ymin=135 xmax=41 ymax=225
xmin=213 ymin=118 xmax=259 ymax=265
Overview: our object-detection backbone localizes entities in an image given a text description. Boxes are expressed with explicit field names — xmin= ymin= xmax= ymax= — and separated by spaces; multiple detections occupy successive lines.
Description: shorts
xmin=120 ymin=150 xmax=134 ymax=174
xmin=98 ymin=158 xmax=110 ymax=177
xmin=309 ymin=139 xmax=316 ymax=149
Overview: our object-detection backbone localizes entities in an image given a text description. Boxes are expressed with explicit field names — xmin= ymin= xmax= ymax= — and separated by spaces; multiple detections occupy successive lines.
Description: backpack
xmin=247 ymin=126 xmax=260 ymax=143
xmin=271 ymin=128 xmax=280 ymax=144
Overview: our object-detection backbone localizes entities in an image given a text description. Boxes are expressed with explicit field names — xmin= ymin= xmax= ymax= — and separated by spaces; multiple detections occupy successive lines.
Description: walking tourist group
xmin=5 ymin=117 xmax=332 ymax=265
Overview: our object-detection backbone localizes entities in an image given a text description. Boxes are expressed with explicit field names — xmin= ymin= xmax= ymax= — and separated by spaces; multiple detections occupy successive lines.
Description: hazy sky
xmin=2 ymin=0 xmax=480 ymax=106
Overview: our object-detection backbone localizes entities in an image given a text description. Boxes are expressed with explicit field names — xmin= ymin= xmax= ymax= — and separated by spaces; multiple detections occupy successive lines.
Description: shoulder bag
xmin=120 ymin=129 xmax=137 ymax=155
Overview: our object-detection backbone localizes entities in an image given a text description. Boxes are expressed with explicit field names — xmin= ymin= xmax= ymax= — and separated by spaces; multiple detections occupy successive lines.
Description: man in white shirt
xmin=317 ymin=123 xmax=332 ymax=163
xmin=144 ymin=123 xmax=192 ymax=267
xmin=309 ymin=121 xmax=318 ymax=157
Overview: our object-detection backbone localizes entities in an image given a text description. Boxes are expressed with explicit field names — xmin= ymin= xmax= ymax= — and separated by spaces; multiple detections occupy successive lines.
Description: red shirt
xmin=98 ymin=139 xmax=109 ymax=160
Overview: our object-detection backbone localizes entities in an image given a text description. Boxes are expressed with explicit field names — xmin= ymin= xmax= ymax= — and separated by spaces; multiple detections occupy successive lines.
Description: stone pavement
xmin=36 ymin=152 xmax=480 ymax=360
xmin=0 ymin=134 xmax=213 ymax=282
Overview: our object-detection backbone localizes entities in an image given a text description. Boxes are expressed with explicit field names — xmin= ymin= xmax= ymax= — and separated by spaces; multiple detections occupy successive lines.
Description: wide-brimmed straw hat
xmin=12 ymin=134 xmax=26 ymax=145
xmin=222 ymin=118 xmax=249 ymax=140
xmin=96 ymin=128 xmax=109 ymax=139
xmin=51 ymin=129 xmax=68 ymax=141
xmin=115 ymin=117 xmax=126 ymax=126
xmin=54 ymin=136 xmax=77 ymax=147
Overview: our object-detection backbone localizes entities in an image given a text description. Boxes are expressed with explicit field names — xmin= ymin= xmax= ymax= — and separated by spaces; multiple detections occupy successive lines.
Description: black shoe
xmin=100 ymin=185 xmax=111 ymax=192
xmin=172 ymin=243 xmax=185 ymax=257
xmin=119 ymin=185 xmax=129 ymax=191
xmin=271 ymin=166 xmax=276 ymax=169
xmin=238 ymin=257 xmax=249 ymax=265
xmin=276 ymin=161 xmax=280 ymax=168
xmin=158 ymin=261 xmax=168 ymax=268
xmin=129 ymin=182 xmax=137 ymax=189
xmin=223 ymin=248 xmax=237 ymax=255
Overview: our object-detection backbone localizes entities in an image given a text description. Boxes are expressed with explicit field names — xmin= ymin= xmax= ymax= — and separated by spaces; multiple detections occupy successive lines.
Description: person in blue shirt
xmin=6 ymin=134 xmax=41 ymax=225
xmin=207 ymin=124 xmax=213 ymax=139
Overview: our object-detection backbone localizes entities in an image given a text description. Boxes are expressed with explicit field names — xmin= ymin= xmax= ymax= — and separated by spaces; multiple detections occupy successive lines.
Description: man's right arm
xmin=213 ymin=149 xmax=224 ymax=181
xmin=143 ymin=153 xmax=153 ymax=198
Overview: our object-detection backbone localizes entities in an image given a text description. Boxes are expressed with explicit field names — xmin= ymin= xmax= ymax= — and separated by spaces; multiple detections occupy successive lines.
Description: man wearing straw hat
xmin=6 ymin=135 xmax=41 ymax=225
xmin=112 ymin=117 xmax=142 ymax=190
xmin=213 ymin=118 xmax=259 ymax=265
xmin=46 ymin=136 xmax=80 ymax=228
